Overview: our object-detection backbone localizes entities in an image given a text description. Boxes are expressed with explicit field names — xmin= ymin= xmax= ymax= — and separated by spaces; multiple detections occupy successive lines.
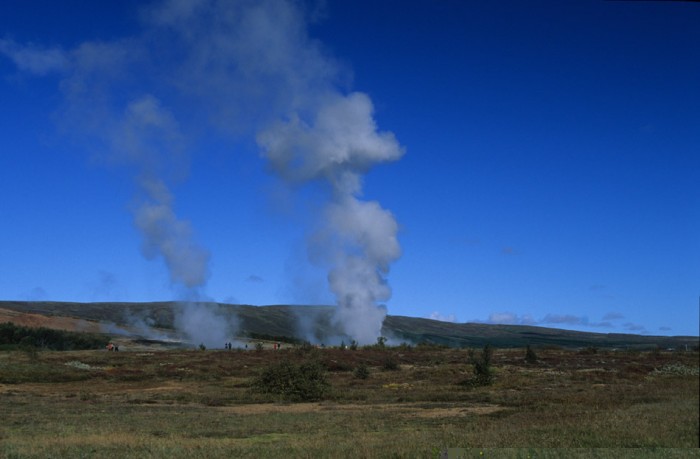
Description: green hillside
xmin=0 ymin=300 xmax=696 ymax=350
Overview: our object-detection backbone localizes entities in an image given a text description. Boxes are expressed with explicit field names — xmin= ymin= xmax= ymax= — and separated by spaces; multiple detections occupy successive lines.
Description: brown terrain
xmin=0 ymin=307 xmax=103 ymax=333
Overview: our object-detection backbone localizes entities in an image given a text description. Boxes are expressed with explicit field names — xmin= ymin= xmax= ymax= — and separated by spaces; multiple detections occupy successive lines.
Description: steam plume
xmin=258 ymin=93 xmax=404 ymax=345
xmin=2 ymin=0 xmax=403 ymax=345
xmin=102 ymin=91 xmax=227 ymax=346
xmin=149 ymin=0 xmax=405 ymax=344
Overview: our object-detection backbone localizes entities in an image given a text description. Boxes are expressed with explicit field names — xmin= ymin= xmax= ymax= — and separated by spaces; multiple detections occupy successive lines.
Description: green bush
xmin=467 ymin=344 xmax=493 ymax=386
xmin=0 ymin=322 xmax=107 ymax=351
xmin=252 ymin=360 xmax=329 ymax=402
xmin=525 ymin=345 xmax=538 ymax=364
xmin=353 ymin=363 xmax=370 ymax=379
xmin=382 ymin=356 xmax=400 ymax=371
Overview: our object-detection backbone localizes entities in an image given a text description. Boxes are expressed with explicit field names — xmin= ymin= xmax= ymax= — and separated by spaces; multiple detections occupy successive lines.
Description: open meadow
xmin=1 ymin=344 xmax=698 ymax=458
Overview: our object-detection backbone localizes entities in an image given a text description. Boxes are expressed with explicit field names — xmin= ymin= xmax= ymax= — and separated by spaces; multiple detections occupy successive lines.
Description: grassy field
xmin=1 ymin=345 xmax=698 ymax=458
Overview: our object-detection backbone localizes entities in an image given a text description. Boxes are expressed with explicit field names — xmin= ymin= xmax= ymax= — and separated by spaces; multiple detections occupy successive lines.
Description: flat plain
xmin=1 ymin=344 xmax=698 ymax=458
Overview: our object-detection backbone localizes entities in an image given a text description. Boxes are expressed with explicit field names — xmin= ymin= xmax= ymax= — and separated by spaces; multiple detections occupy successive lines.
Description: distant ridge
xmin=0 ymin=301 xmax=697 ymax=349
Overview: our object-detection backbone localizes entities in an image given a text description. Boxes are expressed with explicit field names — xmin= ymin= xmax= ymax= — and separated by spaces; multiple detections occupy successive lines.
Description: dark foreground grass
xmin=0 ymin=347 xmax=698 ymax=458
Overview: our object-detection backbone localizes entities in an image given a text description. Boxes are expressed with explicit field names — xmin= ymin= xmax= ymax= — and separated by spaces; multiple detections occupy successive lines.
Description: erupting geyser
xmin=259 ymin=93 xmax=404 ymax=344
xmin=1 ymin=0 xmax=404 ymax=345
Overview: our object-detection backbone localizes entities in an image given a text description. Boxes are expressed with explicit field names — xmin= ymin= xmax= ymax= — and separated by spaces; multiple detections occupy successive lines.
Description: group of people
xmin=223 ymin=342 xmax=283 ymax=350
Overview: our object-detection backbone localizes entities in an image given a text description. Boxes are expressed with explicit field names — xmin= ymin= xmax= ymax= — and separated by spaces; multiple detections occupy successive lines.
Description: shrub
xmin=382 ymin=356 xmax=400 ymax=371
xmin=0 ymin=322 xmax=107 ymax=351
xmin=20 ymin=336 xmax=39 ymax=360
xmin=579 ymin=346 xmax=598 ymax=355
xmin=353 ymin=363 xmax=370 ymax=379
xmin=252 ymin=360 xmax=329 ymax=402
xmin=466 ymin=344 xmax=493 ymax=386
xmin=525 ymin=345 xmax=538 ymax=364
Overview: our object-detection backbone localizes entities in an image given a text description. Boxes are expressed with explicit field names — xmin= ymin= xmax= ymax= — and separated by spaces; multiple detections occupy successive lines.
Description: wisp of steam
xmin=1 ymin=0 xmax=404 ymax=346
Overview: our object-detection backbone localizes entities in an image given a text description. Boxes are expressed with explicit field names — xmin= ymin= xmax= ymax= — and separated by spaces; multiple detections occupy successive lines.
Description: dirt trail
xmin=217 ymin=402 xmax=505 ymax=417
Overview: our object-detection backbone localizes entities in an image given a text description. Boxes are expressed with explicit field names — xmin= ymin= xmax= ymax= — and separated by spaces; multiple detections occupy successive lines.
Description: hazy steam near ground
xmin=1 ymin=0 xmax=403 ymax=346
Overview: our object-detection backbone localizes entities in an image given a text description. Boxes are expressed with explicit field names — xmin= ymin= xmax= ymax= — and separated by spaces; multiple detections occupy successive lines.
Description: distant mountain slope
xmin=0 ymin=301 xmax=696 ymax=349
xmin=383 ymin=315 xmax=696 ymax=349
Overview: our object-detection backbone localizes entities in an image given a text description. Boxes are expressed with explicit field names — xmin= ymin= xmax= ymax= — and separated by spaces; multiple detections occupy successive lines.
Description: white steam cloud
xmin=259 ymin=92 xmax=403 ymax=344
xmin=2 ymin=0 xmax=403 ymax=346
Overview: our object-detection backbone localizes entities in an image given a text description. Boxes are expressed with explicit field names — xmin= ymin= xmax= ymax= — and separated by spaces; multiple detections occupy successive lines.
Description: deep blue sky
xmin=1 ymin=0 xmax=698 ymax=336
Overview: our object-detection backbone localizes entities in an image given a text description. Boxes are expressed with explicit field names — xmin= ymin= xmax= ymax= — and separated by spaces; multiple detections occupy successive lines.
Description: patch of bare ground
xmin=216 ymin=401 xmax=504 ymax=418
xmin=401 ymin=403 xmax=505 ymax=418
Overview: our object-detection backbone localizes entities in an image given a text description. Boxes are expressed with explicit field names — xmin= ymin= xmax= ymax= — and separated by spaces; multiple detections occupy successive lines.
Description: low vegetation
xmin=353 ymin=362 xmax=370 ymax=379
xmin=252 ymin=359 xmax=329 ymax=401
xmin=0 ymin=341 xmax=698 ymax=457
xmin=464 ymin=344 xmax=494 ymax=386
xmin=0 ymin=322 xmax=108 ymax=351
xmin=525 ymin=344 xmax=538 ymax=363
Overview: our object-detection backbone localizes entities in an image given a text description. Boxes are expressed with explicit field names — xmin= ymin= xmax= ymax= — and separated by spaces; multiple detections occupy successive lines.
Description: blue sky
xmin=1 ymin=0 xmax=698 ymax=337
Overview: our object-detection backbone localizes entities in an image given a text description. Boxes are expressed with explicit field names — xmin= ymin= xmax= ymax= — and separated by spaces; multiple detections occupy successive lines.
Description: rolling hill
xmin=0 ymin=300 xmax=696 ymax=350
